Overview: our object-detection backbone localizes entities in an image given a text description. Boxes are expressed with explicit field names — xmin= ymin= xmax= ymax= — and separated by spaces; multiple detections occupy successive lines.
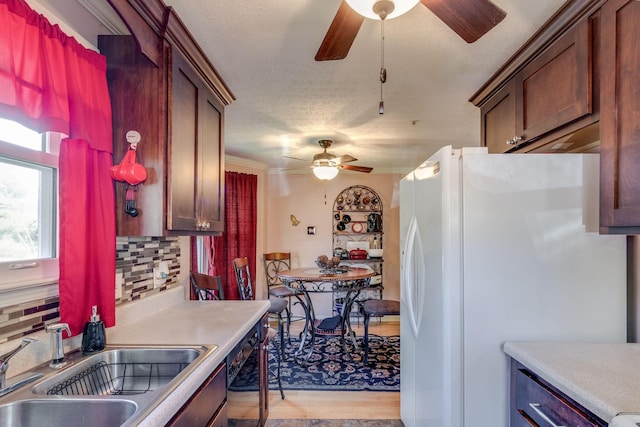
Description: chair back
xmin=263 ymin=252 xmax=291 ymax=288
xmin=233 ymin=257 xmax=254 ymax=301
xmin=190 ymin=272 xmax=224 ymax=300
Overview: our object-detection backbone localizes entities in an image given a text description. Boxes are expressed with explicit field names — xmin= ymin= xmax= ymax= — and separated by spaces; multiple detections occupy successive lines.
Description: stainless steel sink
xmin=32 ymin=347 xmax=202 ymax=396
xmin=0 ymin=344 xmax=218 ymax=427
xmin=0 ymin=398 xmax=137 ymax=427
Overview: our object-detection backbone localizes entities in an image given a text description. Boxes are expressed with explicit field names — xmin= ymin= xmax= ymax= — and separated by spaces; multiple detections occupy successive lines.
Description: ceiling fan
xmin=284 ymin=139 xmax=373 ymax=180
xmin=315 ymin=0 xmax=507 ymax=61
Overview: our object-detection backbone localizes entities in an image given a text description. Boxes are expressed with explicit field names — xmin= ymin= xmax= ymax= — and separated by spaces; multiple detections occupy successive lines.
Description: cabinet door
xmin=600 ymin=0 xmax=640 ymax=230
xmin=199 ymin=93 xmax=224 ymax=233
xmin=480 ymin=80 xmax=516 ymax=153
xmin=169 ymin=51 xmax=200 ymax=231
xmin=168 ymin=51 xmax=224 ymax=232
xmin=167 ymin=363 xmax=227 ymax=427
xmin=515 ymin=18 xmax=592 ymax=143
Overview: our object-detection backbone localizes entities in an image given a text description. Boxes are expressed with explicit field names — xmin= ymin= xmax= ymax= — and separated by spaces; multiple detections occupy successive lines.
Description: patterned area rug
xmin=229 ymin=334 xmax=400 ymax=392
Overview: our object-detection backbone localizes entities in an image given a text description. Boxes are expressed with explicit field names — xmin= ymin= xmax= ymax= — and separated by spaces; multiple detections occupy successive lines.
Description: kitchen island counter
xmin=504 ymin=341 xmax=640 ymax=423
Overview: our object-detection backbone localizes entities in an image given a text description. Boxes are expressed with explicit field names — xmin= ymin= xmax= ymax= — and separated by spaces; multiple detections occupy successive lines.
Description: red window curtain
xmin=213 ymin=172 xmax=258 ymax=300
xmin=0 ymin=0 xmax=115 ymax=335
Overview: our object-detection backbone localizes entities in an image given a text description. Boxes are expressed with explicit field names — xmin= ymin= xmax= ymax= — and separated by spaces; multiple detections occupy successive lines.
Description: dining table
xmin=277 ymin=266 xmax=376 ymax=364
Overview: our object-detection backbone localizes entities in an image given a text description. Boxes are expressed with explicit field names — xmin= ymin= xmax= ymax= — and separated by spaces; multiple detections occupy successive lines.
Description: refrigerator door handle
xmin=402 ymin=216 xmax=425 ymax=339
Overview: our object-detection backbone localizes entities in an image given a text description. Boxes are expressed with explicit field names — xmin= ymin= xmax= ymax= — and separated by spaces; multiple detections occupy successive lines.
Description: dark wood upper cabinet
xmin=480 ymin=80 xmax=516 ymax=154
xmin=99 ymin=0 xmax=233 ymax=236
xmin=515 ymin=18 xmax=592 ymax=144
xmin=168 ymin=51 xmax=224 ymax=233
xmin=599 ymin=0 xmax=640 ymax=232
xmin=474 ymin=0 xmax=603 ymax=154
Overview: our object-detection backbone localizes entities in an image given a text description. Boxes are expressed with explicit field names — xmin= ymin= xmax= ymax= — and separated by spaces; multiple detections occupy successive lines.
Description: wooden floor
xmin=267 ymin=318 xmax=400 ymax=420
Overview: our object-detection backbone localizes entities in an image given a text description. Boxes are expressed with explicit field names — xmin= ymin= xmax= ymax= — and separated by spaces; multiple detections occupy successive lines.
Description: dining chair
xmin=361 ymin=299 xmax=400 ymax=365
xmin=190 ymin=271 xmax=224 ymax=300
xmin=263 ymin=252 xmax=303 ymax=343
xmin=233 ymin=256 xmax=286 ymax=399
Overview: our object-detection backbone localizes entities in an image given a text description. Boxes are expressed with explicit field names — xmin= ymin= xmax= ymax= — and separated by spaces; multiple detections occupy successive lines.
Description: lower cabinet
xmin=167 ymin=362 xmax=228 ymax=427
xmin=510 ymin=360 xmax=605 ymax=426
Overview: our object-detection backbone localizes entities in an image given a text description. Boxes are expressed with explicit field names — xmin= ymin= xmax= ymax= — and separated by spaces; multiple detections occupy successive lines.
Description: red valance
xmin=0 ymin=0 xmax=112 ymax=153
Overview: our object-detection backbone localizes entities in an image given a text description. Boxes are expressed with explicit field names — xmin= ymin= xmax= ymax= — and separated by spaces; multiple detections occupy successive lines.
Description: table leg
xmin=363 ymin=310 xmax=370 ymax=365
xmin=294 ymin=289 xmax=317 ymax=365
xmin=341 ymin=289 xmax=362 ymax=356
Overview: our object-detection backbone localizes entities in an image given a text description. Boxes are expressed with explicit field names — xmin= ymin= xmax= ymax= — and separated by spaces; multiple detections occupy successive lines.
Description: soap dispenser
xmin=81 ymin=305 xmax=106 ymax=354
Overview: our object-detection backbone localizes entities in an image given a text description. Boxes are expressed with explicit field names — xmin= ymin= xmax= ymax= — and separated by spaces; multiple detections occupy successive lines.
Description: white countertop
xmin=504 ymin=341 xmax=640 ymax=423
xmin=107 ymin=297 xmax=270 ymax=426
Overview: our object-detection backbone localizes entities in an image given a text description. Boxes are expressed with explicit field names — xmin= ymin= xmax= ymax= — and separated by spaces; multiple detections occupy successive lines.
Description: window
xmin=0 ymin=118 xmax=60 ymax=290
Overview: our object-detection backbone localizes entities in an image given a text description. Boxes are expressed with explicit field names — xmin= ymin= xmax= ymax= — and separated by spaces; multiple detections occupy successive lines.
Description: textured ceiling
xmin=38 ymin=0 xmax=568 ymax=175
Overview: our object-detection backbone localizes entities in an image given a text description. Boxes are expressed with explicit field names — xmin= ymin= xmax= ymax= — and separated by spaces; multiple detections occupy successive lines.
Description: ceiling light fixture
xmin=345 ymin=0 xmax=420 ymax=20
xmin=313 ymin=164 xmax=339 ymax=181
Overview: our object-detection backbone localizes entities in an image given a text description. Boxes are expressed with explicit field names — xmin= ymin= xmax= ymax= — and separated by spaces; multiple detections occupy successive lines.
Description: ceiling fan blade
xmin=283 ymin=155 xmax=309 ymax=162
xmin=340 ymin=164 xmax=373 ymax=173
xmin=315 ymin=1 xmax=365 ymax=61
xmin=332 ymin=154 xmax=358 ymax=165
xmin=420 ymin=0 xmax=506 ymax=43
xmin=280 ymin=167 xmax=311 ymax=171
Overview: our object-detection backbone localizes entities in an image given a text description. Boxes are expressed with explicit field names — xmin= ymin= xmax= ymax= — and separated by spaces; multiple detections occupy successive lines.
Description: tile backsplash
xmin=0 ymin=236 xmax=181 ymax=343
xmin=115 ymin=236 xmax=181 ymax=303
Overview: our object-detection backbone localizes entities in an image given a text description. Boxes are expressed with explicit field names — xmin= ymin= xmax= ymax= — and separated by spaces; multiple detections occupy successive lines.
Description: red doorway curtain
xmin=0 ymin=0 xmax=115 ymax=335
xmin=213 ymin=172 xmax=258 ymax=300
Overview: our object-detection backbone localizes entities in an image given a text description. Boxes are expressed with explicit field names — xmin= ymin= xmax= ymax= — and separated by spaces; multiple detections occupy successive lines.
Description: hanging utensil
xmin=125 ymin=185 xmax=139 ymax=217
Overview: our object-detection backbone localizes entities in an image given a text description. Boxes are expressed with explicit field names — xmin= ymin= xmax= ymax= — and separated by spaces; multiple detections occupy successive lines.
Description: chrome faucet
xmin=0 ymin=338 xmax=36 ymax=389
xmin=45 ymin=323 xmax=71 ymax=369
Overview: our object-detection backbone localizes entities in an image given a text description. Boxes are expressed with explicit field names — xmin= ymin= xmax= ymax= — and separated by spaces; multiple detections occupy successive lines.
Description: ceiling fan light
xmin=345 ymin=0 xmax=420 ymax=20
xmin=313 ymin=165 xmax=339 ymax=180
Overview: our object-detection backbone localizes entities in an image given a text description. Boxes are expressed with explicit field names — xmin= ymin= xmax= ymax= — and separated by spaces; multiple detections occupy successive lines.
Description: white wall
xmin=265 ymin=172 xmax=403 ymax=317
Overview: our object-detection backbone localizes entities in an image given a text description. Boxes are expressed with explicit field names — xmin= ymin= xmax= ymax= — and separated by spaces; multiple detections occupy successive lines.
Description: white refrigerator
xmin=400 ymin=146 xmax=627 ymax=427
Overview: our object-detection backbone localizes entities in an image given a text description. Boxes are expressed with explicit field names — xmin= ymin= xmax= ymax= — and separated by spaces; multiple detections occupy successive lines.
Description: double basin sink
xmin=0 ymin=345 xmax=218 ymax=426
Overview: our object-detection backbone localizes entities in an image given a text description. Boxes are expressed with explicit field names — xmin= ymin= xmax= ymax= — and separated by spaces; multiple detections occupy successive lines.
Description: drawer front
xmin=515 ymin=368 xmax=600 ymax=426
xmin=168 ymin=362 xmax=227 ymax=427
xmin=207 ymin=401 xmax=228 ymax=427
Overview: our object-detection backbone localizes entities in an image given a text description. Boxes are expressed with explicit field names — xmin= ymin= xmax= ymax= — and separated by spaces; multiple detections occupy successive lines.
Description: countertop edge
xmin=504 ymin=341 xmax=637 ymax=423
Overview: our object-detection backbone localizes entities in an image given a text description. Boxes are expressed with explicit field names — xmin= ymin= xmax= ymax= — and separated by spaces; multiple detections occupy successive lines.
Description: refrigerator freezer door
xmin=402 ymin=146 xmax=454 ymax=427
xmin=402 ymin=216 xmax=425 ymax=339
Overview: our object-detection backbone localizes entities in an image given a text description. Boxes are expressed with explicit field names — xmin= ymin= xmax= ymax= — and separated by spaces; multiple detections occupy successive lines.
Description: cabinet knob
xmin=506 ymin=135 xmax=524 ymax=145
xmin=197 ymin=221 xmax=211 ymax=230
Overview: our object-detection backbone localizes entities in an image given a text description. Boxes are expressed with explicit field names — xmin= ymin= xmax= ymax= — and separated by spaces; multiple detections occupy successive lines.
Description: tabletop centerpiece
xmin=315 ymin=255 xmax=350 ymax=274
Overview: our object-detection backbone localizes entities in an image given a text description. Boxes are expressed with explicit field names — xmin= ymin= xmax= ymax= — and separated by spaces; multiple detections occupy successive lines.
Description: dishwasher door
xmin=226 ymin=326 xmax=261 ymax=426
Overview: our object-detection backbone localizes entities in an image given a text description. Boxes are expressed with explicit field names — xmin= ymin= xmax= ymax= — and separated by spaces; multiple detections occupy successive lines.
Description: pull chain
xmin=324 ymin=182 xmax=328 ymax=205
xmin=379 ymin=18 xmax=386 ymax=115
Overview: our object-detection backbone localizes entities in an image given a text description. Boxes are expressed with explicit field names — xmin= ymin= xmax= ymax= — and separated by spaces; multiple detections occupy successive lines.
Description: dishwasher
xmin=226 ymin=325 xmax=262 ymax=426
